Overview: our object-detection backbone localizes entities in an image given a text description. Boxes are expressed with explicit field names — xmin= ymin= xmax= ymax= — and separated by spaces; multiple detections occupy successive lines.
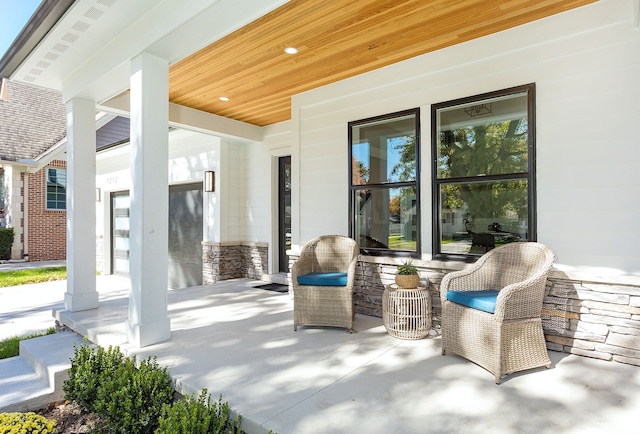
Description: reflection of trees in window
xmin=433 ymin=84 xmax=535 ymax=256
xmin=349 ymin=109 xmax=420 ymax=255
xmin=352 ymin=155 xmax=368 ymax=185
xmin=391 ymin=135 xmax=416 ymax=182
xmin=439 ymin=120 xmax=528 ymax=221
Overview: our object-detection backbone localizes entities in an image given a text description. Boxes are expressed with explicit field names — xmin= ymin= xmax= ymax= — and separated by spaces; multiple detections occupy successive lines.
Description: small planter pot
xmin=395 ymin=274 xmax=420 ymax=289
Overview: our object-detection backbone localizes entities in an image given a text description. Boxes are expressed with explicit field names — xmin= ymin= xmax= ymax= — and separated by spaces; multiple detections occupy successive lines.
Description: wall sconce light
xmin=204 ymin=170 xmax=215 ymax=192
xmin=96 ymin=188 xmax=101 ymax=202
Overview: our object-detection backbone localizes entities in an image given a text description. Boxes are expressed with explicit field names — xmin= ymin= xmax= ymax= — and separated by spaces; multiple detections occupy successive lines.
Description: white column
xmin=126 ymin=52 xmax=171 ymax=347
xmin=64 ymin=98 xmax=98 ymax=311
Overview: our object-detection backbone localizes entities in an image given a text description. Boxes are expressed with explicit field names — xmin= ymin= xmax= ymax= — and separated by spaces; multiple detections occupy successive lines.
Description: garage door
xmin=168 ymin=183 xmax=203 ymax=289
xmin=111 ymin=191 xmax=130 ymax=275
xmin=111 ymin=184 xmax=203 ymax=288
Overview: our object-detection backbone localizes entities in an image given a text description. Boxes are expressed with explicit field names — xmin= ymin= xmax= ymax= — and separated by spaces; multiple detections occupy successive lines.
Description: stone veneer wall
xmin=288 ymin=253 xmax=640 ymax=368
xmin=202 ymin=241 xmax=268 ymax=284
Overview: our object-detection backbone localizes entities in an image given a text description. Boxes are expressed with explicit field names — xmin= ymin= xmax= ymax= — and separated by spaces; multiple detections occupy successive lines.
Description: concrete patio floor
xmin=46 ymin=277 xmax=640 ymax=434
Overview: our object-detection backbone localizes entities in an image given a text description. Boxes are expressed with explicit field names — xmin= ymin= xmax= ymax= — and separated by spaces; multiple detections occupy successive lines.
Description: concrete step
xmin=0 ymin=331 xmax=85 ymax=412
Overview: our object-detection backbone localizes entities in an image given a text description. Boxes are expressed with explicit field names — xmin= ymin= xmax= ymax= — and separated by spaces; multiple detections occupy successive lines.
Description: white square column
xmin=126 ymin=52 xmax=171 ymax=347
xmin=64 ymin=98 xmax=99 ymax=312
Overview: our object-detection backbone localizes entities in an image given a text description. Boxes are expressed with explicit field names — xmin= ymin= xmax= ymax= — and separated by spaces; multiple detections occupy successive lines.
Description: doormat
xmin=254 ymin=283 xmax=289 ymax=293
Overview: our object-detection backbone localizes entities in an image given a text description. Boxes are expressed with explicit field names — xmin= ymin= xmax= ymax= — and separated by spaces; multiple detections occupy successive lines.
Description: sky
xmin=0 ymin=0 xmax=42 ymax=58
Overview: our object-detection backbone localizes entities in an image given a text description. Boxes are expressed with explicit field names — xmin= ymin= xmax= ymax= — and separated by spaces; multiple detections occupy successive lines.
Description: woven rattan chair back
xmin=440 ymin=242 xmax=555 ymax=384
xmin=292 ymin=235 xmax=360 ymax=332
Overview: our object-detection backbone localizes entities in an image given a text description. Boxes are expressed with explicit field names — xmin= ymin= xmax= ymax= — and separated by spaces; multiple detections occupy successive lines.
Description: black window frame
xmin=431 ymin=83 xmax=536 ymax=260
xmin=348 ymin=107 xmax=421 ymax=258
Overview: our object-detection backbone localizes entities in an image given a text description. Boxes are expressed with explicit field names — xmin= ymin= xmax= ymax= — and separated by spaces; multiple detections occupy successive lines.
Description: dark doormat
xmin=254 ymin=283 xmax=289 ymax=293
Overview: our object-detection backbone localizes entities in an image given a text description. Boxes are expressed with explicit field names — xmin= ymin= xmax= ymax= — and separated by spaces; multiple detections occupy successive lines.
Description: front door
xmin=278 ymin=156 xmax=291 ymax=273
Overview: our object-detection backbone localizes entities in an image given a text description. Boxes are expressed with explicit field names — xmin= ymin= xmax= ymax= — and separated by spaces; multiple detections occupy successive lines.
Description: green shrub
xmin=95 ymin=355 xmax=174 ymax=434
xmin=0 ymin=412 xmax=56 ymax=434
xmin=156 ymin=389 xmax=242 ymax=434
xmin=0 ymin=228 xmax=14 ymax=261
xmin=63 ymin=342 xmax=174 ymax=434
xmin=63 ymin=342 xmax=125 ymax=413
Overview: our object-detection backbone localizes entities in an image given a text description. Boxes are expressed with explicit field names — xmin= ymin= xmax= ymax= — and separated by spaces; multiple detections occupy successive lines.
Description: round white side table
xmin=383 ymin=284 xmax=432 ymax=340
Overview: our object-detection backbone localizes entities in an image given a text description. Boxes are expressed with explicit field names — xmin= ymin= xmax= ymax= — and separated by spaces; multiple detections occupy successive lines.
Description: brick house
xmin=0 ymin=78 xmax=67 ymax=261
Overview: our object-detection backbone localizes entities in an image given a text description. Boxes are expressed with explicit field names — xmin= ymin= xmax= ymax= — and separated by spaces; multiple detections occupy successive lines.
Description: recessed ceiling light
xmin=284 ymin=47 xmax=298 ymax=55
xmin=219 ymin=96 xmax=230 ymax=101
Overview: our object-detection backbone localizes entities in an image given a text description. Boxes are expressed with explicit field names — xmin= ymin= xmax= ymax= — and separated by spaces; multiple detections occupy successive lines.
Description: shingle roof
xmin=0 ymin=79 xmax=66 ymax=162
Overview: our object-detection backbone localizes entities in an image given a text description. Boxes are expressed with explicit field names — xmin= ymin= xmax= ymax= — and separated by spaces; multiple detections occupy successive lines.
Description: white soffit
xmin=12 ymin=0 xmax=289 ymax=105
xmin=14 ymin=0 xmax=159 ymax=89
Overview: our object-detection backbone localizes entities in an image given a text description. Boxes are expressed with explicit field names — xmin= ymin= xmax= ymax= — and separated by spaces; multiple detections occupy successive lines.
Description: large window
xmin=349 ymin=108 xmax=420 ymax=256
xmin=46 ymin=168 xmax=66 ymax=210
xmin=432 ymin=84 xmax=535 ymax=257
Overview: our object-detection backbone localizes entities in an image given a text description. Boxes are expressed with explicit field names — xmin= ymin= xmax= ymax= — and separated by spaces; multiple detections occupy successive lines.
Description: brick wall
xmin=27 ymin=161 xmax=66 ymax=261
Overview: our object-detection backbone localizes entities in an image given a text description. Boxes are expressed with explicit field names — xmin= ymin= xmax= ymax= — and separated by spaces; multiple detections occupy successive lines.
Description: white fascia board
xmin=61 ymin=0 xmax=289 ymax=104
xmin=98 ymin=91 xmax=262 ymax=143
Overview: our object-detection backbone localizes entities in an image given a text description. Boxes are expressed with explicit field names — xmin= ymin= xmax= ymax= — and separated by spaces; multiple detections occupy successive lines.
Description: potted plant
xmin=395 ymin=259 xmax=420 ymax=289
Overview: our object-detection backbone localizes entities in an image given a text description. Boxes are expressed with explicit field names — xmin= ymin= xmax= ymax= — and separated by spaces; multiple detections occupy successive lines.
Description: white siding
xmin=245 ymin=121 xmax=291 ymax=273
xmin=291 ymin=0 xmax=640 ymax=274
xmin=225 ymin=140 xmax=246 ymax=242
xmin=95 ymin=129 xmax=221 ymax=273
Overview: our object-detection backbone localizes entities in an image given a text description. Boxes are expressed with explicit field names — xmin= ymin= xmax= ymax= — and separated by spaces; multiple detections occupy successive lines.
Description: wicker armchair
xmin=292 ymin=235 xmax=360 ymax=332
xmin=440 ymin=242 xmax=555 ymax=384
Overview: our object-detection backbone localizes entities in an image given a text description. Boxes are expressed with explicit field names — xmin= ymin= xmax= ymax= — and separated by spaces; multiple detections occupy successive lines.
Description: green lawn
xmin=0 ymin=266 xmax=66 ymax=288
xmin=0 ymin=327 xmax=56 ymax=360
xmin=388 ymin=235 xmax=417 ymax=250
xmin=0 ymin=266 xmax=66 ymax=359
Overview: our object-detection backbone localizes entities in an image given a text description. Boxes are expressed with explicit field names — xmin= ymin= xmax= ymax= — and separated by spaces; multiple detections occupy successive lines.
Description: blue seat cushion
xmin=297 ymin=272 xmax=348 ymax=287
xmin=446 ymin=290 xmax=499 ymax=313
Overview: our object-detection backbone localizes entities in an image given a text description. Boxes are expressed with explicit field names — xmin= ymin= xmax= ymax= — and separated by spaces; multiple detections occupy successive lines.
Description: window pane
xmin=114 ymin=195 xmax=130 ymax=208
xmin=46 ymin=168 xmax=67 ymax=210
xmin=351 ymin=114 xmax=416 ymax=185
xmin=439 ymin=180 xmax=528 ymax=255
xmin=354 ymin=187 xmax=417 ymax=251
xmin=436 ymin=93 xmax=528 ymax=179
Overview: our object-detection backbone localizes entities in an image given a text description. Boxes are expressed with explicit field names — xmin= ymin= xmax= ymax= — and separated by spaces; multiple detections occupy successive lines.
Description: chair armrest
xmin=292 ymin=253 xmax=317 ymax=283
xmin=439 ymin=253 xmax=496 ymax=300
xmin=345 ymin=251 xmax=359 ymax=289
xmin=493 ymin=274 xmax=549 ymax=321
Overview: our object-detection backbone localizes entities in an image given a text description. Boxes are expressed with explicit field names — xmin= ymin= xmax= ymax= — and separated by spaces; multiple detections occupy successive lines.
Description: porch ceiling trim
xmin=99 ymin=91 xmax=262 ymax=143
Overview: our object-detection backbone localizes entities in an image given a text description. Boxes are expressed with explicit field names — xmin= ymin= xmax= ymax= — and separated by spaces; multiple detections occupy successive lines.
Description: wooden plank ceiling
xmin=168 ymin=0 xmax=596 ymax=127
